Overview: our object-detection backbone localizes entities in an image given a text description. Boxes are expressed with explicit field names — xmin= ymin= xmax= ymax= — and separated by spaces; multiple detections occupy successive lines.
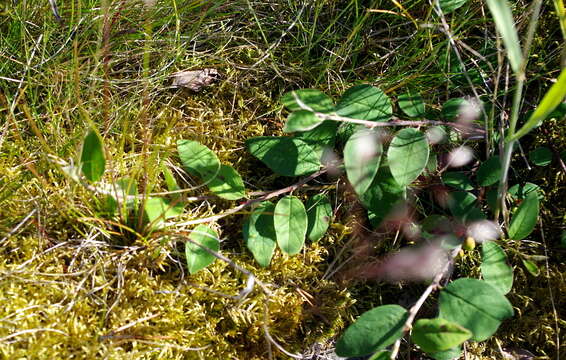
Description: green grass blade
xmin=507 ymin=68 xmax=566 ymax=142
xmin=485 ymin=0 xmax=523 ymax=75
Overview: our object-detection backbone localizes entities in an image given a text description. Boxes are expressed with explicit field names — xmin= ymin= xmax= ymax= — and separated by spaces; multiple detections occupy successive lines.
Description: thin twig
xmin=174 ymin=168 xmax=328 ymax=227
xmin=389 ymin=249 xmax=457 ymax=359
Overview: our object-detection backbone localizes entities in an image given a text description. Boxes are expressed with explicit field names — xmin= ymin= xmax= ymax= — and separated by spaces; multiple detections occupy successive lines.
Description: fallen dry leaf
xmin=171 ymin=68 xmax=220 ymax=91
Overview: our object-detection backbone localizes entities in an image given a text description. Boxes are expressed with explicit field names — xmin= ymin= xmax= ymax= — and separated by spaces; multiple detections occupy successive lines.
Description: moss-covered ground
xmin=0 ymin=0 xmax=564 ymax=359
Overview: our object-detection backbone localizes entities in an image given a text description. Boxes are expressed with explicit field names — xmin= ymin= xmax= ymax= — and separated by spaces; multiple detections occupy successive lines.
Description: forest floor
xmin=0 ymin=0 xmax=564 ymax=359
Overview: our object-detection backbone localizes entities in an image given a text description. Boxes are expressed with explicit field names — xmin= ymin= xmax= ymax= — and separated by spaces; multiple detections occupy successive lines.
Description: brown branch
xmin=173 ymin=168 xmax=328 ymax=227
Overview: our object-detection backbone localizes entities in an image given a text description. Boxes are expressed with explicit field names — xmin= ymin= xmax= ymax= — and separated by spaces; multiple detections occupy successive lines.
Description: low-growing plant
xmin=53 ymin=0 xmax=565 ymax=358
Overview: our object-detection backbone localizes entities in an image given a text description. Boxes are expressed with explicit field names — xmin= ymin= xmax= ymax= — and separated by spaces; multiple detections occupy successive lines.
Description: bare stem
xmin=389 ymin=250 xmax=457 ymax=359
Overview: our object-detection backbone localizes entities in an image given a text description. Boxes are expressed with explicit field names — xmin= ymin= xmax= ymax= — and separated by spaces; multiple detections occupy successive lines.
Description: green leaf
xmin=244 ymin=202 xmax=277 ymax=267
xmin=439 ymin=0 xmax=468 ymax=13
xmin=246 ymin=136 xmax=320 ymax=176
xmin=412 ymin=318 xmax=471 ymax=353
xmin=144 ymin=197 xmax=184 ymax=229
xmin=281 ymin=89 xmax=335 ymax=113
xmin=335 ymin=305 xmax=408 ymax=357
xmin=368 ymin=351 xmax=391 ymax=360
xmin=426 ymin=152 xmax=439 ymax=174
xmin=274 ymin=196 xmax=307 ymax=255
xmin=429 ymin=346 xmax=462 ymax=360
xmin=477 ymin=155 xmax=501 ymax=186
xmin=294 ymin=120 xmax=338 ymax=160
xmin=528 ymin=147 xmax=553 ymax=167
xmin=81 ymin=129 xmax=106 ymax=182
xmin=162 ymin=166 xmax=181 ymax=192
xmin=442 ymin=172 xmax=474 ymax=191
xmin=448 ymin=191 xmax=483 ymax=222
xmin=361 ymin=166 xmax=405 ymax=227
xmin=442 ymin=98 xmax=470 ymax=121
xmin=439 ymin=278 xmax=514 ymax=341
xmin=344 ymin=129 xmax=383 ymax=196
xmin=508 ymin=182 xmax=542 ymax=201
xmin=306 ymin=194 xmax=332 ymax=242
xmin=185 ymin=224 xmax=219 ymax=274
xmin=481 ymin=241 xmax=513 ymax=295
xmin=521 ymin=259 xmax=540 ymax=277
xmin=398 ymin=91 xmax=425 ymax=117
xmin=207 ymin=164 xmax=246 ymax=200
xmin=336 ymin=84 xmax=392 ymax=122
xmin=387 ymin=128 xmax=429 ymax=187
xmin=484 ymin=0 xmax=523 ymax=75
xmin=283 ymin=110 xmax=324 ymax=133
xmin=177 ymin=140 xmax=221 ymax=182
xmin=508 ymin=191 xmax=539 ymax=240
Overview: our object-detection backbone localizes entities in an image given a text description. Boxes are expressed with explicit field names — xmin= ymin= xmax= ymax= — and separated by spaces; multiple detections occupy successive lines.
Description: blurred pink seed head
xmin=467 ymin=220 xmax=501 ymax=243
xmin=447 ymin=146 xmax=474 ymax=167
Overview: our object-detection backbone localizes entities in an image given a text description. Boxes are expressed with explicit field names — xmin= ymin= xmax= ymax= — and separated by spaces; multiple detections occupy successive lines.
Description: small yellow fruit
xmin=462 ymin=236 xmax=476 ymax=251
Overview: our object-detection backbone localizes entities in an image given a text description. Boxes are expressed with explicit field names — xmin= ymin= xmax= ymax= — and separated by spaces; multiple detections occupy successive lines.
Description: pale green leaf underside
xmin=306 ymin=194 xmax=332 ymax=242
xmin=274 ymin=196 xmax=307 ymax=255
xmin=411 ymin=318 xmax=471 ymax=353
xmin=481 ymin=241 xmax=513 ymax=295
xmin=344 ymin=129 xmax=382 ymax=196
xmin=185 ymin=224 xmax=219 ymax=274
xmin=387 ymin=128 xmax=429 ymax=187
xmin=284 ymin=110 xmax=324 ymax=133
xmin=244 ymin=202 xmax=277 ymax=267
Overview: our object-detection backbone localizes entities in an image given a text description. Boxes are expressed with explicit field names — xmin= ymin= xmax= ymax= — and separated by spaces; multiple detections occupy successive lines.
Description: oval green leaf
xmin=344 ymin=129 xmax=383 ymax=196
xmin=207 ymin=164 xmax=246 ymax=200
xmin=508 ymin=191 xmax=539 ymax=240
xmin=177 ymin=139 xmax=221 ymax=182
xmin=281 ymin=89 xmax=334 ymax=113
xmin=528 ymin=147 xmax=553 ymax=167
xmin=336 ymin=84 xmax=392 ymax=122
xmin=335 ymin=304 xmax=408 ymax=357
xmin=521 ymin=259 xmax=540 ymax=277
xmin=387 ymin=128 xmax=429 ymax=187
xmin=185 ymin=224 xmax=219 ymax=274
xmin=439 ymin=278 xmax=514 ymax=341
xmin=477 ymin=155 xmax=501 ymax=186
xmin=284 ymin=110 xmax=323 ymax=133
xmin=398 ymin=91 xmax=425 ymax=117
xmin=442 ymin=172 xmax=474 ymax=191
xmin=81 ymin=129 xmax=106 ymax=182
xmin=361 ymin=166 xmax=406 ymax=227
xmin=481 ymin=241 xmax=513 ymax=295
xmin=274 ymin=196 xmax=307 ymax=255
xmin=412 ymin=318 xmax=471 ymax=353
xmin=246 ymin=136 xmax=320 ymax=177
xmin=244 ymin=202 xmax=277 ymax=267
xmin=305 ymin=194 xmax=332 ymax=243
